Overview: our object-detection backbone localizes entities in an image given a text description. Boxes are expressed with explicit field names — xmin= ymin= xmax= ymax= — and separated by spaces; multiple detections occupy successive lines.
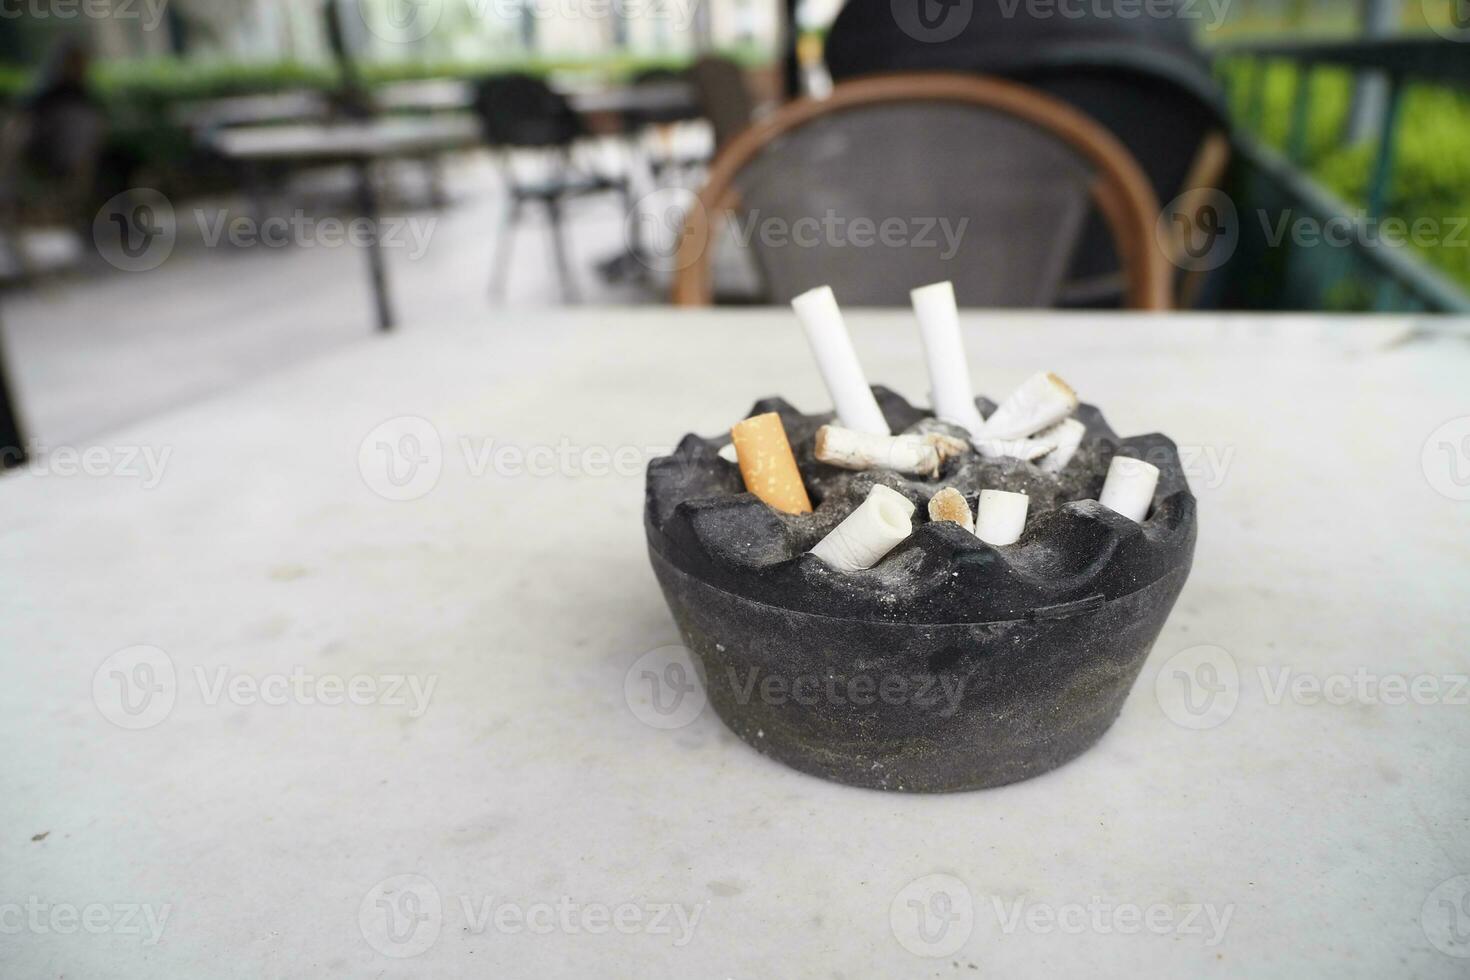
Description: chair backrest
xmin=688 ymin=55 xmax=756 ymax=150
xmin=472 ymin=73 xmax=582 ymax=148
xmin=672 ymin=73 xmax=1169 ymax=310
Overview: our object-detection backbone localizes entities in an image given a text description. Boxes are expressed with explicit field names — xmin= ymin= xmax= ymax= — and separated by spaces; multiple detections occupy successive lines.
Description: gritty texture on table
xmin=645 ymin=386 xmax=1196 ymax=623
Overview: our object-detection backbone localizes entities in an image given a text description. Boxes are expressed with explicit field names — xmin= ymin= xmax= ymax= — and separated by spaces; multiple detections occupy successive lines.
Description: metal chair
xmin=473 ymin=73 xmax=626 ymax=302
xmin=672 ymin=73 xmax=1169 ymax=310
xmin=623 ymin=68 xmax=707 ymax=186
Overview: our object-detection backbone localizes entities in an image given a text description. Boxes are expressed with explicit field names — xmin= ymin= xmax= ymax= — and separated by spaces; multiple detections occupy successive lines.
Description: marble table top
xmin=3 ymin=309 xmax=1468 ymax=978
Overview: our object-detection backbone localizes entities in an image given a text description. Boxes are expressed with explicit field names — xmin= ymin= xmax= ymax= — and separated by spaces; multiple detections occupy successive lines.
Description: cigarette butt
xmin=975 ymin=488 xmax=1029 ymax=546
xmin=791 ymin=286 xmax=891 ymax=436
xmin=927 ymin=486 xmax=974 ymax=533
xmin=1099 ymin=455 xmax=1159 ymax=523
xmin=1037 ymin=418 xmax=1087 ymax=474
xmin=731 ymin=413 xmax=812 ymax=515
xmin=814 ymin=425 xmax=967 ymax=479
xmin=809 ymin=484 xmax=915 ymax=572
xmin=980 ymin=372 xmax=1078 ymax=441
xmin=910 ymin=281 xmax=986 ymax=439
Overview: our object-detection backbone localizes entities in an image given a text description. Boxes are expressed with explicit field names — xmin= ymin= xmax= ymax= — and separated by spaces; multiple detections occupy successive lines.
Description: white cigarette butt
xmin=910 ymin=281 xmax=986 ymax=439
xmin=1099 ymin=455 xmax=1159 ymax=523
xmin=1037 ymin=418 xmax=1087 ymax=474
xmin=980 ymin=372 xmax=1078 ymax=441
xmin=975 ymin=489 xmax=1029 ymax=546
xmin=815 ymin=425 xmax=966 ymax=479
xmin=791 ymin=286 xmax=890 ymax=436
xmin=809 ymin=484 xmax=915 ymax=572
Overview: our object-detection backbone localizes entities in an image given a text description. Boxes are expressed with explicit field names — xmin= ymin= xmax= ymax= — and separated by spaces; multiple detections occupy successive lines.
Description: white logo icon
xmin=891 ymin=873 xmax=973 ymax=958
xmin=93 ymin=189 xmax=177 ymax=273
xmin=1424 ymin=0 xmax=1470 ymax=41
xmin=360 ymin=874 xmax=442 ymax=958
xmin=1423 ymin=417 xmax=1470 ymax=501
xmin=359 ymin=416 xmax=443 ymax=501
xmin=1155 ymin=644 xmax=1239 ymax=730
xmin=359 ymin=0 xmax=443 ymax=43
xmin=1423 ymin=874 xmax=1470 ymax=958
xmin=624 ymin=645 xmax=707 ymax=730
xmin=891 ymin=0 xmax=973 ymax=43
xmin=93 ymin=645 xmax=177 ymax=730
xmin=627 ymin=187 xmax=706 ymax=275
xmin=1157 ymin=188 xmax=1239 ymax=272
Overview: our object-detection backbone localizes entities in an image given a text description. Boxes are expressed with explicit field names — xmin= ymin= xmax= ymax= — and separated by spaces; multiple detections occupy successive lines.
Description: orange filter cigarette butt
xmin=730 ymin=413 xmax=813 ymax=515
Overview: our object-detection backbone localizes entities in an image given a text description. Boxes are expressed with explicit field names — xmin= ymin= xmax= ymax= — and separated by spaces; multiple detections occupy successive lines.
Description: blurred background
xmin=1 ymin=0 xmax=1467 ymax=467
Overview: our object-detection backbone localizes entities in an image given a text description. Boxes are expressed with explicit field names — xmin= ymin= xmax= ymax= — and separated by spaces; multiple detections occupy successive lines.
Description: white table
xmin=207 ymin=115 xmax=482 ymax=163
xmin=209 ymin=117 xmax=483 ymax=333
xmin=3 ymin=311 xmax=1468 ymax=978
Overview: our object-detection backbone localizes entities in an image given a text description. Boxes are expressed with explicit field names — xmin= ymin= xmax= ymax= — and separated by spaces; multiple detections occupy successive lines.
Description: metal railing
xmin=1214 ymin=36 xmax=1470 ymax=313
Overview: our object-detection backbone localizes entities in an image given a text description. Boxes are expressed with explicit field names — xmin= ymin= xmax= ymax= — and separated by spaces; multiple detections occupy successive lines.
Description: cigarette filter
xmin=975 ymin=489 xmax=1030 ymax=546
xmin=791 ymin=286 xmax=891 ymax=436
xmin=927 ymin=486 xmax=975 ymax=533
xmin=809 ymin=484 xmax=915 ymax=572
xmin=814 ymin=425 xmax=966 ymax=479
xmin=910 ymin=281 xmax=986 ymax=439
xmin=731 ymin=413 xmax=813 ymax=515
xmin=1037 ymin=419 xmax=1087 ymax=474
xmin=980 ymin=372 xmax=1078 ymax=441
xmin=1099 ymin=455 xmax=1159 ymax=523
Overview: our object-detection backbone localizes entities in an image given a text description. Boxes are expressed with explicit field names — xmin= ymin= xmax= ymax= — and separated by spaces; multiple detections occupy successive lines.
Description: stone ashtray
xmin=644 ymin=388 xmax=1196 ymax=792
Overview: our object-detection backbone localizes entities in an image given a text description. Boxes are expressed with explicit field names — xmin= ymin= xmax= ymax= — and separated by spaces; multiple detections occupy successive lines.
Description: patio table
xmin=2 ymin=310 xmax=1468 ymax=978
xmin=208 ymin=116 xmax=482 ymax=333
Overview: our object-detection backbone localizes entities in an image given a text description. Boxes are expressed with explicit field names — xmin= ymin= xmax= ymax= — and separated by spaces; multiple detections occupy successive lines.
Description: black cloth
xmin=825 ymin=0 xmax=1228 ymax=200
xmin=824 ymin=0 xmax=1230 ymax=301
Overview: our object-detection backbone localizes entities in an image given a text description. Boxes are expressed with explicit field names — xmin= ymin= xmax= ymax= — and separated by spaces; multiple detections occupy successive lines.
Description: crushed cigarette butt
xmin=927 ymin=487 xmax=975 ymax=533
xmin=809 ymin=484 xmax=916 ymax=572
xmin=980 ymin=371 xmax=1079 ymax=442
xmin=815 ymin=425 xmax=967 ymax=479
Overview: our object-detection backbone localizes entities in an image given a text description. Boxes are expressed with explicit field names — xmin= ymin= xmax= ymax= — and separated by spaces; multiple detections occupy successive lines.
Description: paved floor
xmin=1 ymin=153 xmax=661 ymax=448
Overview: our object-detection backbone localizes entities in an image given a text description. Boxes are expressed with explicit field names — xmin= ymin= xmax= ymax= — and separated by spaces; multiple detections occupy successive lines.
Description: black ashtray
xmin=644 ymin=388 xmax=1196 ymax=792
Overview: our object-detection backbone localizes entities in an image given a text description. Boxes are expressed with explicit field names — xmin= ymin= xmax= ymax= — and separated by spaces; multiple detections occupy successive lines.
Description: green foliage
xmin=0 ymin=46 xmax=772 ymax=104
xmin=0 ymin=48 xmax=769 ymax=189
xmin=1220 ymin=58 xmax=1470 ymax=290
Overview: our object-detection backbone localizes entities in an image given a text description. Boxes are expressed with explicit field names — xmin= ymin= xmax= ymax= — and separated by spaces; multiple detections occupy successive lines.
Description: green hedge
xmin=0 ymin=45 xmax=772 ymax=105
xmin=0 ymin=49 xmax=769 ymax=192
xmin=1220 ymin=59 xmax=1470 ymax=291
